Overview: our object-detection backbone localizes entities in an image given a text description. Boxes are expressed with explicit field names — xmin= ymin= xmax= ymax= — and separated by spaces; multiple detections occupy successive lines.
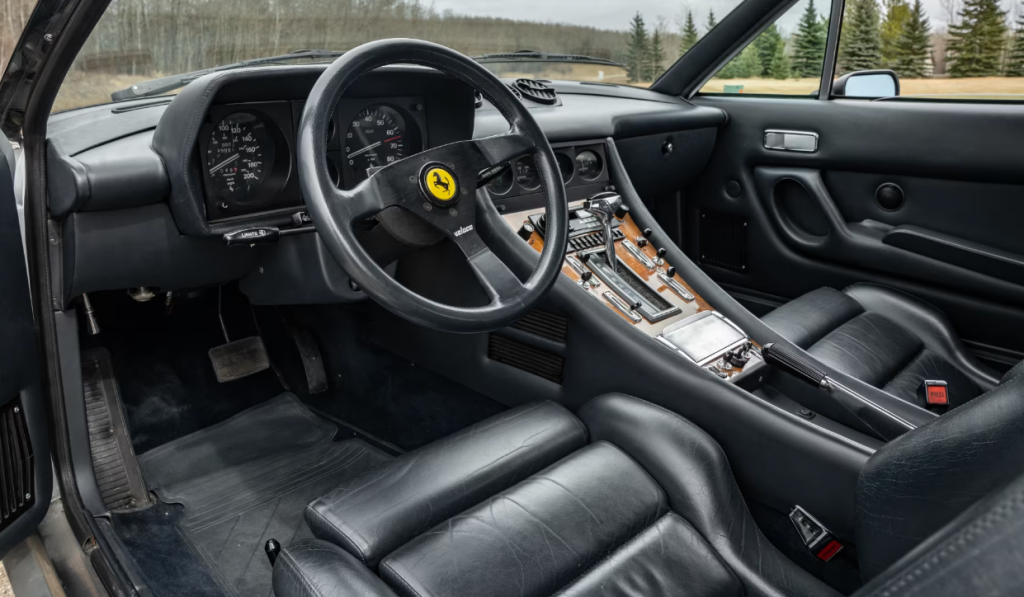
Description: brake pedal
xmin=209 ymin=286 xmax=270 ymax=383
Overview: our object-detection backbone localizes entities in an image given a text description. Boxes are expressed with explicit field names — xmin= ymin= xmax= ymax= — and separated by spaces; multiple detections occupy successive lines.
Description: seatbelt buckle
xmin=789 ymin=505 xmax=844 ymax=562
xmin=923 ymin=380 xmax=948 ymax=406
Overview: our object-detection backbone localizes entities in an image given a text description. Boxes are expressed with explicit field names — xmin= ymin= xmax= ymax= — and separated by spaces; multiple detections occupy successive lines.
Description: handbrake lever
xmin=762 ymin=342 xmax=915 ymax=441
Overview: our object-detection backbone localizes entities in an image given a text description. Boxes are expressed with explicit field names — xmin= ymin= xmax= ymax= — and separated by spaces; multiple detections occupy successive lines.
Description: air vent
xmin=0 ymin=398 xmax=34 ymax=533
xmin=699 ymin=210 xmax=748 ymax=273
xmin=506 ymin=83 xmax=523 ymax=99
xmin=515 ymin=79 xmax=557 ymax=104
xmin=511 ymin=310 xmax=569 ymax=344
xmin=488 ymin=334 xmax=565 ymax=384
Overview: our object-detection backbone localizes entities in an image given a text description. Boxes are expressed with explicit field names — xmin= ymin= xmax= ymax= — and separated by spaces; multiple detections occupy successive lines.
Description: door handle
xmin=764 ymin=130 xmax=818 ymax=153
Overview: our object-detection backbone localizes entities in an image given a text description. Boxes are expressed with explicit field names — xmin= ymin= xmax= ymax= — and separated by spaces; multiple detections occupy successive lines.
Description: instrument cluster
xmin=200 ymin=96 xmax=426 ymax=222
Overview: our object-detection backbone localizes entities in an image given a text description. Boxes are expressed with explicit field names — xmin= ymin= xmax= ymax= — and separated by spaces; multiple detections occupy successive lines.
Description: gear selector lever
xmin=583 ymin=192 xmax=623 ymax=273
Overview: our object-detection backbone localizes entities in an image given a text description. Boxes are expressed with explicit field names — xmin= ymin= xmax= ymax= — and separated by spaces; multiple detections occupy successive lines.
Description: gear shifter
xmin=583 ymin=192 xmax=623 ymax=273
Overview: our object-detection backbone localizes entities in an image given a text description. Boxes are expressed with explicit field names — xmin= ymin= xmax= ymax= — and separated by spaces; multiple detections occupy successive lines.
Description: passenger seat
xmin=763 ymin=284 xmax=1001 ymax=409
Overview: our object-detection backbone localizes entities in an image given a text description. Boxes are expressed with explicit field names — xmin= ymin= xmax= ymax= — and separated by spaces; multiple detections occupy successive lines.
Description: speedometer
xmin=345 ymin=105 xmax=407 ymax=181
xmin=206 ymin=113 xmax=273 ymax=204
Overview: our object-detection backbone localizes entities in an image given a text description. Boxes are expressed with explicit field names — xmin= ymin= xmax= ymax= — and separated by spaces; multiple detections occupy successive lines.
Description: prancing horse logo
xmin=423 ymin=166 xmax=458 ymax=203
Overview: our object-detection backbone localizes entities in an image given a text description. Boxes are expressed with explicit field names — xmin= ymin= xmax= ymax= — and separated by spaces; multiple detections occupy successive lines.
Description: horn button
xmin=420 ymin=163 xmax=460 ymax=207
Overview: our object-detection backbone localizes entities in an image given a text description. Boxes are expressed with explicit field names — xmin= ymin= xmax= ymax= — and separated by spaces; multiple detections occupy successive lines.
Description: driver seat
xmin=273 ymin=393 xmax=1024 ymax=597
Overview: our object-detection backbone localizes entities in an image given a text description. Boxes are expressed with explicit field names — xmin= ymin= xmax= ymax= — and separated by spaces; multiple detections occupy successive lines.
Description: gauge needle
xmin=347 ymin=141 xmax=381 ymax=159
xmin=209 ymin=153 xmax=239 ymax=174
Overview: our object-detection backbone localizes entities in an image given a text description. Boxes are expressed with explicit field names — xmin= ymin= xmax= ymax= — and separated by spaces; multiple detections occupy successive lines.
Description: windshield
xmin=53 ymin=0 xmax=743 ymax=112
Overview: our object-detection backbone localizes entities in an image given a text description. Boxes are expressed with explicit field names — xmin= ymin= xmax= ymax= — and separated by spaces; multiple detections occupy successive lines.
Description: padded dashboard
xmin=46 ymin=63 xmax=726 ymax=306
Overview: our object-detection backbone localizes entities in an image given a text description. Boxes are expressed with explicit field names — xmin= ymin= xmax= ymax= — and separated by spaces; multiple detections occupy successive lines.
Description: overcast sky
xmin=430 ymin=0 xmax=1018 ymax=36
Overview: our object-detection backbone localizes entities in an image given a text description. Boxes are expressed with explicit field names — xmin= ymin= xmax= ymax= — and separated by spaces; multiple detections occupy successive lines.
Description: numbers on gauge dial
xmin=206 ymin=113 xmax=272 ymax=204
xmin=345 ymin=105 xmax=407 ymax=181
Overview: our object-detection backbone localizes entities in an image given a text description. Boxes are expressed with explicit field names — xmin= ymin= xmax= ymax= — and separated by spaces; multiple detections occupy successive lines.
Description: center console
xmin=502 ymin=194 xmax=765 ymax=386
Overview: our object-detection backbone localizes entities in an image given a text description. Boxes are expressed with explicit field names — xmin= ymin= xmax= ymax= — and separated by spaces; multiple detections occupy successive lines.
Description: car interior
xmin=2 ymin=0 xmax=1024 ymax=595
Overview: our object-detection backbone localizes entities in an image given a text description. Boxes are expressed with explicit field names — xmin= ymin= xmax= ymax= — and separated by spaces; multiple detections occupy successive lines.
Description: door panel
xmin=685 ymin=96 xmax=1024 ymax=358
xmin=0 ymin=137 xmax=51 ymax=557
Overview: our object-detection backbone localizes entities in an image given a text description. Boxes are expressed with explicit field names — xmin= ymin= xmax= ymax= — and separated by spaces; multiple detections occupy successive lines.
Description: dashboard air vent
xmin=506 ymin=83 xmax=523 ymax=99
xmin=515 ymin=79 xmax=557 ymax=104
xmin=0 ymin=398 xmax=34 ymax=533
xmin=511 ymin=310 xmax=569 ymax=344
xmin=488 ymin=334 xmax=564 ymax=384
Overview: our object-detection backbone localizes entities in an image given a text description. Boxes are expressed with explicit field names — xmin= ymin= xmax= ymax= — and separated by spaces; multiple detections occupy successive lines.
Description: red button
xmin=926 ymin=385 xmax=948 ymax=406
xmin=816 ymin=539 xmax=843 ymax=562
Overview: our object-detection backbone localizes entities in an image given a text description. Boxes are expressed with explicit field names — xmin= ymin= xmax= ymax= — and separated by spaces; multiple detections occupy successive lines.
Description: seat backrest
xmin=855 ymin=369 xmax=1024 ymax=580
xmin=854 ymin=465 xmax=1024 ymax=597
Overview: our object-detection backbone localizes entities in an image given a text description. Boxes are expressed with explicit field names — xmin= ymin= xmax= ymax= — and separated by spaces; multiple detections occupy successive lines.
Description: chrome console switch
xmin=658 ymin=272 xmax=694 ymax=301
xmin=566 ymin=255 xmax=600 ymax=288
xmin=623 ymin=239 xmax=655 ymax=269
xmin=604 ymin=291 xmax=642 ymax=323
xmin=583 ymin=192 xmax=622 ymax=274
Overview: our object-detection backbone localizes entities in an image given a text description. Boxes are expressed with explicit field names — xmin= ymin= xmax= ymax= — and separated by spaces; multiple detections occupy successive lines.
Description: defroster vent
xmin=488 ymin=334 xmax=565 ymax=384
xmin=0 ymin=398 xmax=34 ymax=532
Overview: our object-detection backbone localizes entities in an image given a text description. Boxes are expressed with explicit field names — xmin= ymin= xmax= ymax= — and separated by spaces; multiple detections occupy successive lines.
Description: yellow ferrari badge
xmin=424 ymin=167 xmax=458 ymax=202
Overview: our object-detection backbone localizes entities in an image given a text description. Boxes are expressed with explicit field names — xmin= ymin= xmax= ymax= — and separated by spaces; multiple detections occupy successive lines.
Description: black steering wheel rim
xmin=298 ymin=39 xmax=568 ymax=333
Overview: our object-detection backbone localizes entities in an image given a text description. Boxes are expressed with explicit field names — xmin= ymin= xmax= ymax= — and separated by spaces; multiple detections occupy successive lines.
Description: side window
xmin=698 ymin=0 xmax=833 ymax=96
xmin=834 ymin=0 xmax=1024 ymax=100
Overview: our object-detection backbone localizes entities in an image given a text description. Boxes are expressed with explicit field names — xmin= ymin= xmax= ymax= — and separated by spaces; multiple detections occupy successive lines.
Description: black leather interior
xmin=763 ymin=284 xmax=1001 ymax=410
xmin=278 ymin=396 xmax=838 ymax=597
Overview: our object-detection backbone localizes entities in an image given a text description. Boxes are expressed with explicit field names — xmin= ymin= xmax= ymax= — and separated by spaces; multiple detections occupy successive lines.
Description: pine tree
xmin=767 ymin=38 xmax=791 ymax=78
xmin=679 ymin=11 xmax=699 ymax=54
xmin=707 ymin=10 xmax=718 ymax=33
xmin=947 ymin=0 xmax=1007 ymax=77
xmin=647 ymin=29 xmax=666 ymax=80
xmin=1007 ymin=8 xmax=1024 ymax=76
xmin=880 ymin=0 xmax=913 ymax=67
xmin=754 ymin=24 xmax=784 ymax=76
xmin=792 ymin=0 xmax=827 ymax=77
xmin=625 ymin=12 xmax=650 ymax=83
xmin=893 ymin=0 xmax=932 ymax=77
xmin=838 ymin=0 xmax=883 ymax=72
xmin=718 ymin=44 xmax=762 ymax=78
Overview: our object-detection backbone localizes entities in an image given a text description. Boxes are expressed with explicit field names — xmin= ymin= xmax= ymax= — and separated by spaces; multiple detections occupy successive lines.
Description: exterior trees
xmin=792 ymin=0 xmax=827 ymax=77
xmin=625 ymin=12 xmax=650 ymax=83
xmin=648 ymin=29 xmax=666 ymax=80
xmin=893 ymin=0 xmax=932 ymax=77
xmin=1007 ymin=7 xmax=1024 ymax=76
xmin=679 ymin=11 xmax=699 ymax=54
xmin=754 ymin=24 xmax=784 ymax=77
xmin=880 ymin=0 xmax=912 ymax=67
xmin=947 ymin=0 xmax=1007 ymax=77
xmin=839 ymin=0 xmax=883 ymax=72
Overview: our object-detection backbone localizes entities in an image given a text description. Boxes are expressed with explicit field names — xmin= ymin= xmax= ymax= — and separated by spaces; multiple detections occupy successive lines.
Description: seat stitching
xmin=381 ymin=560 xmax=425 ymax=597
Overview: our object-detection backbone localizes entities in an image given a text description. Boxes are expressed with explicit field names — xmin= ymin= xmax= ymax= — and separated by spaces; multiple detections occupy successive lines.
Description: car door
xmin=654 ymin=0 xmax=1024 ymax=370
xmin=0 ymin=136 xmax=51 ymax=557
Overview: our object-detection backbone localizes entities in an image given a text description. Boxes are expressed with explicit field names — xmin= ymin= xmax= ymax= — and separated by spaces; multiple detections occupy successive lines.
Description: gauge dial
xmin=515 ymin=156 xmax=540 ymax=191
xmin=575 ymin=150 xmax=603 ymax=181
xmin=487 ymin=164 xmax=514 ymax=195
xmin=206 ymin=113 xmax=273 ymax=204
xmin=345 ymin=105 xmax=407 ymax=181
xmin=556 ymin=153 xmax=574 ymax=184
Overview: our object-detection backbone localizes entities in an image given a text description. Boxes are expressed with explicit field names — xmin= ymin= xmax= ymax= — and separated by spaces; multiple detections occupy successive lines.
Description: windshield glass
xmin=54 ymin=0 xmax=743 ymax=112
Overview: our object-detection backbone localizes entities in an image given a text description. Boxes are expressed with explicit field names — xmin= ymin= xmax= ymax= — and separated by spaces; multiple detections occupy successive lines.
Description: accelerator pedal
xmin=81 ymin=347 xmax=150 ymax=511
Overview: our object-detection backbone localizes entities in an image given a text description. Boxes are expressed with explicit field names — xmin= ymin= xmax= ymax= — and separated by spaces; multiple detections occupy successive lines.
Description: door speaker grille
xmin=0 ymin=398 xmax=34 ymax=532
xmin=699 ymin=210 xmax=748 ymax=273
xmin=488 ymin=334 xmax=565 ymax=384
xmin=511 ymin=310 xmax=569 ymax=344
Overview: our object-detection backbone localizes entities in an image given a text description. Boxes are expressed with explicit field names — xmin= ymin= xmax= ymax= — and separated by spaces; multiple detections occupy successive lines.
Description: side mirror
xmin=833 ymin=69 xmax=900 ymax=98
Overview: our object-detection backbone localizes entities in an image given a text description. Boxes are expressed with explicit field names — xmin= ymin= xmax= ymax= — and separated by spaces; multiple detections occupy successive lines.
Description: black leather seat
xmin=273 ymin=391 xmax=1024 ymax=597
xmin=763 ymin=283 xmax=1001 ymax=409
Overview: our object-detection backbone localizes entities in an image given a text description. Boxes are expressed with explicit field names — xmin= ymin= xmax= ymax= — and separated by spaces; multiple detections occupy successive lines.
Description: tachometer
xmin=345 ymin=105 xmax=407 ymax=181
xmin=206 ymin=113 xmax=273 ymax=204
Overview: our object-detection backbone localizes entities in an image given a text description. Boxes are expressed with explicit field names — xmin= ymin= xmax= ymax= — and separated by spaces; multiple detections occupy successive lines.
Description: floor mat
xmin=135 ymin=393 xmax=391 ymax=597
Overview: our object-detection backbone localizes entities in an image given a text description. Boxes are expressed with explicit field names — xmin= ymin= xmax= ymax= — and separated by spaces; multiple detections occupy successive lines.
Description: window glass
xmin=54 ymin=0 xmax=747 ymax=113
xmin=1 ymin=0 xmax=33 ymax=77
xmin=699 ymin=0 xmax=833 ymax=96
xmin=836 ymin=0 xmax=1024 ymax=100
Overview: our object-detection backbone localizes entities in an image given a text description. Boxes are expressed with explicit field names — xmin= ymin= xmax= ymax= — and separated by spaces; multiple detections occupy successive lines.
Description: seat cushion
xmin=277 ymin=397 xmax=839 ymax=597
xmin=763 ymin=284 xmax=999 ymax=409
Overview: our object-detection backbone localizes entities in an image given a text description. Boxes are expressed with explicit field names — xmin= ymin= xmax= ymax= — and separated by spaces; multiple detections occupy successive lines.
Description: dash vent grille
xmin=0 ymin=398 xmax=34 ymax=532
xmin=488 ymin=334 xmax=564 ymax=384
xmin=511 ymin=310 xmax=569 ymax=344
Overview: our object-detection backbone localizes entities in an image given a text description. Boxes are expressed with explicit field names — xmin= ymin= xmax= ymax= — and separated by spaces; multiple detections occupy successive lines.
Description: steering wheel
xmin=298 ymin=39 xmax=568 ymax=333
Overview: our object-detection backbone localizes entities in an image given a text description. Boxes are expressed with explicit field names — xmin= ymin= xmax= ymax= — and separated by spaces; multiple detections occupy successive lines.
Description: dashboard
xmin=44 ymin=64 xmax=726 ymax=306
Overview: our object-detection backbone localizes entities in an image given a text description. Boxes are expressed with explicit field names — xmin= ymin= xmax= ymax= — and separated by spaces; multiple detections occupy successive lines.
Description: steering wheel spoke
xmin=330 ymin=178 xmax=391 ymax=222
xmin=473 ymin=128 xmax=536 ymax=170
